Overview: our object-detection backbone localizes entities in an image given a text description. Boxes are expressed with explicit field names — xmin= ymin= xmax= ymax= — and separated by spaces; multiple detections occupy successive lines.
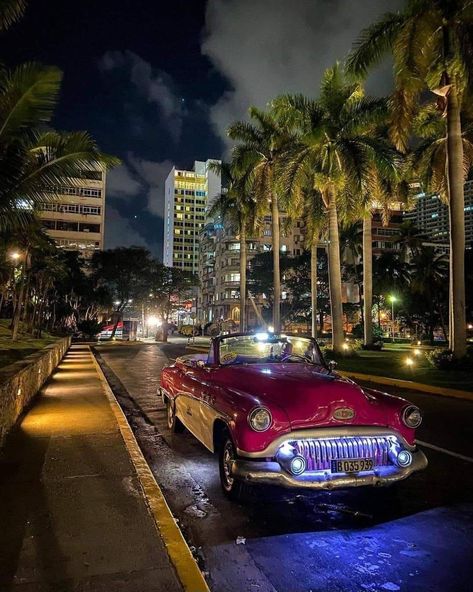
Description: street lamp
xmin=9 ymin=251 xmax=21 ymax=262
xmin=388 ymin=294 xmax=397 ymax=342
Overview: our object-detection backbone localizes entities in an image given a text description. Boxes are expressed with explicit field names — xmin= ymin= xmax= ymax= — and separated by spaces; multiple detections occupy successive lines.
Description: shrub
xmin=179 ymin=324 xmax=198 ymax=336
xmin=426 ymin=346 xmax=473 ymax=371
xmin=321 ymin=343 xmax=359 ymax=360
xmin=362 ymin=340 xmax=384 ymax=351
xmin=77 ymin=319 xmax=103 ymax=339
xmin=352 ymin=323 xmax=384 ymax=341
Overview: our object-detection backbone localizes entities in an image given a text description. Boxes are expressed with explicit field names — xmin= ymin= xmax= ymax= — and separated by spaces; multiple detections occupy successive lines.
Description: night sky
xmin=0 ymin=0 xmax=403 ymax=257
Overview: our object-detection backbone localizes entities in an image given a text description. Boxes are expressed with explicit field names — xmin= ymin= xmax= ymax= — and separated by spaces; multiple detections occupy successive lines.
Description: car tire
xmin=165 ymin=398 xmax=185 ymax=433
xmin=218 ymin=435 xmax=246 ymax=502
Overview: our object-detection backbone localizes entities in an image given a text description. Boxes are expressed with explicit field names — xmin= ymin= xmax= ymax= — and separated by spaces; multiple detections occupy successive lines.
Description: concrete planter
xmin=0 ymin=336 xmax=71 ymax=446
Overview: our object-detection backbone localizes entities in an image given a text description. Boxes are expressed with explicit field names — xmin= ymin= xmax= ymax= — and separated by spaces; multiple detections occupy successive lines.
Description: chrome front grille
xmin=291 ymin=436 xmax=392 ymax=471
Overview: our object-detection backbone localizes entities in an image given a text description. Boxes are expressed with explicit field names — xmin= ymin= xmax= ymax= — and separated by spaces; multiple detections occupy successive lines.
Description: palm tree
xmin=0 ymin=0 xmax=27 ymax=31
xmin=228 ymin=108 xmax=290 ymax=333
xmin=0 ymin=63 xmax=119 ymax=232
xmin=347 ymin=0 xmax=473 ymax=357
xmin=282 ymin=170 xmax=326 ymax=338
xmin=396 ymin=220 xmax=427 ymax=262
xmin=410 ymin=102 xmax=473 ymax=343
xmin=357 ymin=170 xmax=408 ymax=346
xmin=410 ymin=246 xmax=449 ymax=343
xmin=208 ymin=161 xmax=260 ymax=332
xmin=273 ymin=64 xmax=394 ymax=353
xmin=339 ymin=222 xmax=362 ymax=267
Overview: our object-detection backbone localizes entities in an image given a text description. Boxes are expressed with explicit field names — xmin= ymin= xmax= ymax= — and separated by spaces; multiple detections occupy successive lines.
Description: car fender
xmin=213 ymin=385 xmax=292 ymax=455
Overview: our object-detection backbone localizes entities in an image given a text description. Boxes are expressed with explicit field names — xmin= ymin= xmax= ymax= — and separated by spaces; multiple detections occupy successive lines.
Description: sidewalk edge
xmin=339 ymin=370 xmax=473 ymax=401
xmin=89 ymin=347 xmax=211 ymax=592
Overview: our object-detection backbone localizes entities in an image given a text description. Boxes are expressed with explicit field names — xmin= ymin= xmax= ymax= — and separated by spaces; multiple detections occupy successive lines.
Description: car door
xmin=174 ymin=361 xmax=206 ymax=444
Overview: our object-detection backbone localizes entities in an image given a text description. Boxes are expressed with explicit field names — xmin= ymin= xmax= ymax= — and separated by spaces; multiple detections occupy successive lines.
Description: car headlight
xmin=402 ymin=405 xmax=422 ymax=428
xmin=248 ymin=407 xmax=272 ymax=432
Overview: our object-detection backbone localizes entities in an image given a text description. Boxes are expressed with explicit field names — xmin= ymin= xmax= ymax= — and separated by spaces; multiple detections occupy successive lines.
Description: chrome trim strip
xmin=236 ymin=426 xmax=416 ymax=458
xmin=231 ymin=449 xmax=428 ymax=490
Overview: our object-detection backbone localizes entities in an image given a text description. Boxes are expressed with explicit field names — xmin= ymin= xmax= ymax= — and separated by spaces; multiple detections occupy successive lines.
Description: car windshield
xmin=218 ymin=333 xmax=323 ymax=366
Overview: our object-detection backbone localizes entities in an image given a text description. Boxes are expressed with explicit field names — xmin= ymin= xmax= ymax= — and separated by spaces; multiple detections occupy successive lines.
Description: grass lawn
xmin=0 ymin=319 xmax=59 ymax=369
xmin=333 ymin=343 xmax=473 ymax=392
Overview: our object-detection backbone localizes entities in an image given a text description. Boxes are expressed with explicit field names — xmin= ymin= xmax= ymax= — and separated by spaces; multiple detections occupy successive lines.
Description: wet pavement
xmin=94 ymin=341 xmax=473 ymax=592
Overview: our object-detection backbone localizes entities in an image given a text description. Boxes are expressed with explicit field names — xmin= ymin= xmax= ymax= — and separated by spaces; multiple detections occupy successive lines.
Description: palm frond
xmin=0 ymin=63 xmax=62 ymax=141
xmin=346 ymin=12 xmax=405 ymax=78
xmin=0 ymin=0 xmax=27 ymax=31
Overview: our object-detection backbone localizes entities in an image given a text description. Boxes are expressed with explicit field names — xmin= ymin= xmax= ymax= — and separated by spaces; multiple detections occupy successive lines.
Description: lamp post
xmin=388 ymin=294 xmax=397 ymax=342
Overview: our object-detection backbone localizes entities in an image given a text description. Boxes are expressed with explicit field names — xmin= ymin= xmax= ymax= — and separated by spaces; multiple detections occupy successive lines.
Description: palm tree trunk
xmin=310 ymin=242 xmax=318 ymax=339
xmin=327 ymin=188 xmax=344 ymax=353
xmin=110 ymin=310 xmax=122 ymax=339
xmin=363 ymin=213 xmax=373 ymax=346
xmin=270 ymin=191 xmax=281 ymax=333
xmin=11 ymin=252 xmax=29 ymax=341
xmin=446 ymin=86 xmax=466 ymax=357
xmin=11 ymin=276 xmax=26 ymax=341
xmin=240 ymin=223 xmax=247 ymax=332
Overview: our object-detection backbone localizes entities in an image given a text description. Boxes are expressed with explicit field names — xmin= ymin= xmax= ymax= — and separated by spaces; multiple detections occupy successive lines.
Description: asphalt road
xmin=94 ymin=342 xmax=473 ymax=592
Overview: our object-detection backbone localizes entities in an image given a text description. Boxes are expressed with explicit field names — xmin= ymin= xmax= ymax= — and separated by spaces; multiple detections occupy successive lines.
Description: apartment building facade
xmin=37 ymin=169 xmax=106 ymax=259
xmin=163 ymin=159 xmax=221 ymax=273
xmin=403 ymin=180 xmax=473 ymax=248
xmin=197 ymin=214 xmax=307 ymax=328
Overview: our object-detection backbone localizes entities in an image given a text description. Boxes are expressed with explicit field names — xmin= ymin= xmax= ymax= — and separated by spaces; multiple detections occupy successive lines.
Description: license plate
xmin=330 ymin=458 xmax=374 ymax=473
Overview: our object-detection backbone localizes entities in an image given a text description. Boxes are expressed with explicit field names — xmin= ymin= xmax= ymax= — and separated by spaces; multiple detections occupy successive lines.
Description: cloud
xmin=202 ymin=0 xmax=403 ymax=147
xmin=105 ymin=206 xmax=152 ymax=250
xmin=99 ymin=50 xmax=186 ymax=142
xmin=106 ymin=163 xmax=142 ymax=199
xmin=128 ymin=155 xmax=173 ymax=217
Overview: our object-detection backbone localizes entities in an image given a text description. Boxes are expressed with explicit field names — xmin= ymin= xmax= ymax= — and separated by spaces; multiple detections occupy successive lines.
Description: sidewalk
xmin=0 ymin=345 xmax=183 ymax=592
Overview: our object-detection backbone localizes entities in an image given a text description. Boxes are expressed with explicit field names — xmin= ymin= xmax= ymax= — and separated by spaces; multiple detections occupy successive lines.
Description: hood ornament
xmin=333 ymin=407 xmax=355 ymax=421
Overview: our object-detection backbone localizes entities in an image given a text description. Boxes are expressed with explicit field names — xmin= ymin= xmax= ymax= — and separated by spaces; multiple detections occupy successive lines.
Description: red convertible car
xmin=160 ymin=332 xmax=427 ymax=501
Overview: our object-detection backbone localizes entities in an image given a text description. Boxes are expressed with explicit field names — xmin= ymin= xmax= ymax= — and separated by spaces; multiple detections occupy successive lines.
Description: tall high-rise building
xmin=163 ymin=160 xmax=221 ymax=272
xmin=403 ymin=180 xmax=473 ymax=248
xmin=37 ymin=169 xmax=106 ymax=259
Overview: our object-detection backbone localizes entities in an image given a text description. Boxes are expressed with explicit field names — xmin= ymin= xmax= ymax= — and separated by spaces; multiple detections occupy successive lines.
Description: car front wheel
xmin=218 ymin=436 xmax=246 ymax=502
xmin=165 ymin=398 xmax=185 ymax=433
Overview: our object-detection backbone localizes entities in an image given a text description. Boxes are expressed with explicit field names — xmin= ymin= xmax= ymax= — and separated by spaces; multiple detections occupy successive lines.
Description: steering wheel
xmin=280 ymin=353 xmax=311 ymax=363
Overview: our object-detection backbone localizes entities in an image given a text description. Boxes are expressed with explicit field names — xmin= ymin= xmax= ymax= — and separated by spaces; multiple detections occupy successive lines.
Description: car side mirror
xmin=328 ymin=360 xmax=337 ymax=373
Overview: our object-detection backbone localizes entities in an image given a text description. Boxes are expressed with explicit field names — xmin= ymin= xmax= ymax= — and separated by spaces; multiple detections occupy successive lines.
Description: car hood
xmin=212 ymin=363 xmax=404 ymax=430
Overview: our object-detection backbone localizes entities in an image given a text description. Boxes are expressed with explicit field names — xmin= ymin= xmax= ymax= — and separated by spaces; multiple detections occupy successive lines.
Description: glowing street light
xmin=9 ymin=251 xmax=21 ymax=261
xmin=405 ymin=356 xmax=415 ymax=367
xmin=388 ymin=294 xmax=398 ymax=342
xmin=147 ymin=315 xmax=162 ymax=327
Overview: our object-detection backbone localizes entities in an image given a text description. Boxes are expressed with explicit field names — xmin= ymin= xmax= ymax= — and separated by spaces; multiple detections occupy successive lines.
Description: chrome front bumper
xmin=232 ymin=449 xmax=428 ymax=490
xmin=233 ymin=427 xmax=428 ymax=490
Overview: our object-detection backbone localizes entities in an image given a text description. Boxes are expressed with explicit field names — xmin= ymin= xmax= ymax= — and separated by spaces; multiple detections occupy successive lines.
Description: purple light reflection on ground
xmin=241 ymin=504 xmax=473 ymax=592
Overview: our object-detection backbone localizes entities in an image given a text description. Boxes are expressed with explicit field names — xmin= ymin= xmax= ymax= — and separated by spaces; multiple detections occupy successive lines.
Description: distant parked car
xmin=160 ymin=332 xmax=427 ymax=501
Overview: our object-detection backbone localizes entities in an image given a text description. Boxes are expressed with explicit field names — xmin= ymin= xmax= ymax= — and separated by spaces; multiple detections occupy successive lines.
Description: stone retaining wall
xmin=0 ymin=337 xmax=70 ymax=446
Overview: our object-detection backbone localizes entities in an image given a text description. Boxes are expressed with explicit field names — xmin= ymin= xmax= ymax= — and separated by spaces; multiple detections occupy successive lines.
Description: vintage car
xmin=159 ymin=332 xmax=427 ymax=501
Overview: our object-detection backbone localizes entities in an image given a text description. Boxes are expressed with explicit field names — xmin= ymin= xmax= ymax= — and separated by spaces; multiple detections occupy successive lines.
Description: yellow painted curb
xmin=89 ymin=347 xmax=211 ymax=592
xmin=340 ymin=370 xmax=473 ymax=402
